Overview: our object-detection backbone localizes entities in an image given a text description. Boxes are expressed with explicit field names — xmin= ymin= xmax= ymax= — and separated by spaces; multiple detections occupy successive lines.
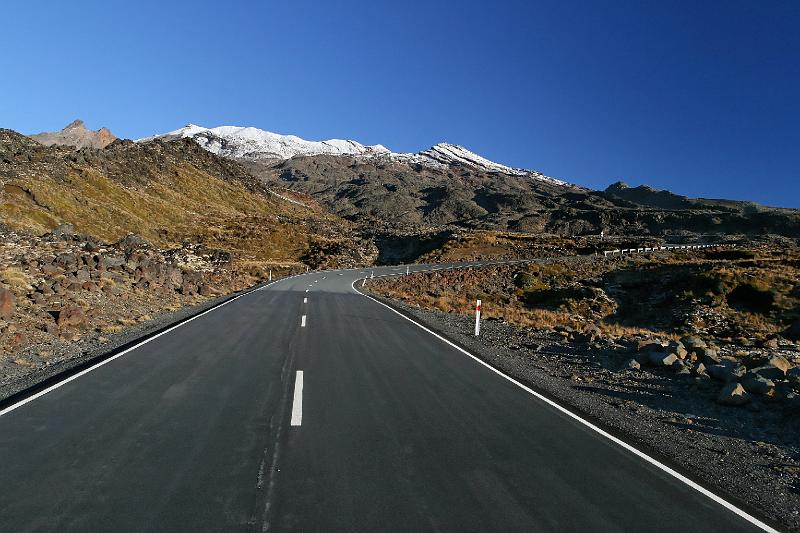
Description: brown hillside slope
xmin=0 ymin=129 xmax=374 ymax=270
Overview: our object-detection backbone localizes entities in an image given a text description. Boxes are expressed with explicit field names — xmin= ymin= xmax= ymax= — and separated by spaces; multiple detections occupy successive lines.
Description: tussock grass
xmin=0 ymin=267 xmax=32 ymax=293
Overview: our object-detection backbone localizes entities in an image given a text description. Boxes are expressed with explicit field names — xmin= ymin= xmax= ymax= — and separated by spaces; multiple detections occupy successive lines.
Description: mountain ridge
xmin=140 ymin=124 xmax=567 ymax=186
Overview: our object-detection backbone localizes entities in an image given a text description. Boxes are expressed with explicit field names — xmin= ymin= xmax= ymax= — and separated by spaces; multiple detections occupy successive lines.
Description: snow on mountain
xmin=139 ymin=124 xmax=391 ymax=160
xmin=139 ymin=124 xmax=567 ymax=185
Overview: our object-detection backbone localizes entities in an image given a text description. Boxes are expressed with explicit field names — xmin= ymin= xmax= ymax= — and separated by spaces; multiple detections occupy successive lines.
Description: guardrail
xmin=602 ymin=243 xmax=736 ymax=258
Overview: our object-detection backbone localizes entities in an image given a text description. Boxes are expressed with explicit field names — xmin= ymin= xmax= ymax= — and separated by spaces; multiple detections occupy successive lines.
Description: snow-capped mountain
xmin=139 ymin=124 xmax=392 ymax=160
xmin=140 ymin=124 xmax=566 ymax=185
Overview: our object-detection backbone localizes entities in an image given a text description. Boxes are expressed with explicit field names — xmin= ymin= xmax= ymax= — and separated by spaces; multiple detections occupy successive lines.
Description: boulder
xmin=104 ymin=256 xmax=126 ymax=270
xmin=198 ymin=284 xmax=213 ymax=297
xmin=620 ymin=358 xmax=640 ymax=371
xmin=0 ymin=288 xmax=15 ymax=320
xmin=766 ymin=354 xmax=791 ymax=374
xmin=761 ymin=338 xmax=779 ymax=349
xmin=694 ymin=346 xmax=720 ymax=366
xmin=708 ymin=362 xmax=746 ymax=383
xmin=51 ymin=223 xmax=75 ymax=239
xmin=694 ymin=373 xmax=711 ymax=386
xmin=117 ymin=233 xmax=148 ymax=252
xmin=575 ymin=323 xmax=601 ymax=343
xmin=54 ymin=252 xmax=78 ymax=270
xmin=681 ymin=336 xmax=707 ymax=350
xmin=666 ymin=340 xmax=688 ymax=359
xmin=717 ymin=383 xmax=751 ymax=406
xmin=180 ymin=281 xmax=196 ymax=296
xmin=56 ymin=305 xmax=86 ymax=328
xmin=751 ymin=364 xmax=787 ymax=381
xmin=82 ymin=282 xmax=99 ymax=292
xmin=10 ymin=332 xmax=27 ymax=349
xmin=649 ymin=351 xmax=679 ymax=367
xmin=673 ymin=360 xmax=692 ymax=376
xmin=41 ymin=264 xmax=60 ymax=276
xmin=741 ymin=373 xmax=775 ymax=395
xmin=638 ymin=340 xmax=666 ymax=353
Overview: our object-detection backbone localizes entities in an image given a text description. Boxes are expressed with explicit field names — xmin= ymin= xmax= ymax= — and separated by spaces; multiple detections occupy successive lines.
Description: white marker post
xmin=474 ymin=299 xmax=482 ymax=336
xmin=371 ymin=271 xmax=374 ymax=279
xmin=269 ymin=269 xmax=272 ymax=282
xmin=361 ymin=278 xmax=366 ymax=287
xmin=406 ymin=265 xmax=410 ymax=276
xmin=306 ymin=266 xmax=310 ymax=273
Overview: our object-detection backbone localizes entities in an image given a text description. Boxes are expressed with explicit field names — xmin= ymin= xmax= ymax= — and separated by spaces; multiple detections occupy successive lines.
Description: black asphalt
xmin=0 ymin=263 xmax=771 ymax=532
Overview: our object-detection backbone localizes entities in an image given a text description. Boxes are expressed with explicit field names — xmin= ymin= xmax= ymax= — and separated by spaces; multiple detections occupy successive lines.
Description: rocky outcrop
xmin=30 ymin=119 xmax=117 ymax=149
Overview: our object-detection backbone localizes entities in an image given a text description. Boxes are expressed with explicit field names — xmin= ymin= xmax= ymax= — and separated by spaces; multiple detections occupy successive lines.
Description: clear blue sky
xmin=1 ymin=0 xmax=798 ymax=207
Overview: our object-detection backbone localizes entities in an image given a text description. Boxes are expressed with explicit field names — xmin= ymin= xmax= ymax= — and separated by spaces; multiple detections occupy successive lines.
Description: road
xmin=0 ymin=262 xmax=776 ymax=532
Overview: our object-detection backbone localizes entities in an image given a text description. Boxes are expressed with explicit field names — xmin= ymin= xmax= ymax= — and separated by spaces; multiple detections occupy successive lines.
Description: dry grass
xmin=0 ymin=163 xmax=358 ymax=268
xmin=372 ymin=245 xmax=800 ymax=341
xmin=0 ymin=267 xmax=32 ymax=293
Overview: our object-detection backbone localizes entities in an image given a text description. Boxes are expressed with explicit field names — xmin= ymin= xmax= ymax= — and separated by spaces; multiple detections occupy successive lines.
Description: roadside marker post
xmin=474 ymin=299 xmax=482 ymax=336
xmin=306 ymin=266 xmax=309 ymax=273
xmin=361 ymin=278 xmax=366 ymax=287
xmin=406 ymin=265 xmax=410 ymax=276
xmin=269 ymin=269 xmax=272 ymax=282
xmin=371 ymin=271 xmax=374 ymax=279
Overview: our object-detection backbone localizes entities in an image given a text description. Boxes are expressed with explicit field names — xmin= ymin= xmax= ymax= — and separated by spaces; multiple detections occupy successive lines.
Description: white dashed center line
xmin=291 ymin=371 xmax=303 ymax=426
xmin=301 ymin=315 xmax=306 ymax=327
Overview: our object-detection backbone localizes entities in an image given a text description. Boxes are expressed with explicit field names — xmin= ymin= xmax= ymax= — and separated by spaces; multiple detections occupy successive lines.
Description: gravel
xmin=370 ymin=294 xmax=800 ymax=532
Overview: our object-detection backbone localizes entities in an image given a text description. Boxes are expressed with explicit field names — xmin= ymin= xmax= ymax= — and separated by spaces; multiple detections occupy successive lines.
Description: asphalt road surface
xmin=0 ymin=262 xmax=777 ymax=532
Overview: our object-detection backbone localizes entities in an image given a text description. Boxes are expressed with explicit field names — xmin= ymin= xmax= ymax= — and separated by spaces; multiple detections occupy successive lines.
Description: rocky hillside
xmin=30 ymin=119 xmax=117 ymax=149
xmin=0 ymin=128 xmax=374 ymax=271
xmin=141 ymin=123 xmax=800 ymax=240
xmin=243 ymin=155 xmax=800 ymax=239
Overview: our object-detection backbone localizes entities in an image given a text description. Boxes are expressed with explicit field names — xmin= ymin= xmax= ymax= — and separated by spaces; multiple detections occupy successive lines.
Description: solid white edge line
xmin=350 ymin=278 xmax=778 ymax=533
xmin=290 ymin=370 xmax=303 ymax=426
xmin=0 ymin=274 xmax=305 ymax=418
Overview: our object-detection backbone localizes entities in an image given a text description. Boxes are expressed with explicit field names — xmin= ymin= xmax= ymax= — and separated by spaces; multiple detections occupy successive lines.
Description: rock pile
xmin=0 ymin=227 xmax=254 ymax=356
xmin=625 ymin=334 xmax=799 ymax=408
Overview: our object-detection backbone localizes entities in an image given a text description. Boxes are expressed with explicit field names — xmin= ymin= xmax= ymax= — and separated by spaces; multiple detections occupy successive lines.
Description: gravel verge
xmin=366 ymin=292 xmax=800 ymax=532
